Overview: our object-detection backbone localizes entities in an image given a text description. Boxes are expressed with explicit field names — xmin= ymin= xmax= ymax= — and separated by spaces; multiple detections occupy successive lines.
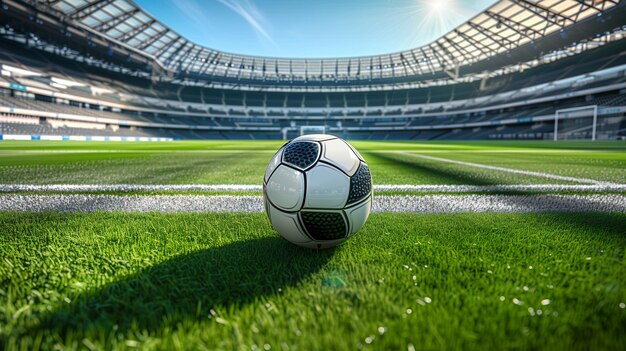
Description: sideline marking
xmin=0 ymin=194 xmax=624 ymax=213
xmin=1 ymin=184 xmax=625 ymax=193
xmin=401 ymin=152 xmax=617 ymax=185
xmin=374 ymin=184 xmax=626 ymax=192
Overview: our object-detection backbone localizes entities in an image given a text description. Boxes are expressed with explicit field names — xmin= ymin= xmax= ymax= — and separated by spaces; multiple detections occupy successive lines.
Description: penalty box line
xmin=0 ymin=184 xmax=625 ymax=193
xmin=400 ymin=152 xmax=618 ymax=186
xmin=0 ymin=194 xmax=625 ymax=213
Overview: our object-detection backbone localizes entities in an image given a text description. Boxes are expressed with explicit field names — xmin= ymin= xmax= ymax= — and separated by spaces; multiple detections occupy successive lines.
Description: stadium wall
xmin=0 ymin=134 xmax=174 ymax=141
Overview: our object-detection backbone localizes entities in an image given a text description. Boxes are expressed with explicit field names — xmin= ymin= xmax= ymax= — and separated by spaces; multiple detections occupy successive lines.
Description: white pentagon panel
xmin=266 ymin=165 xmax=305 ymax=211
xmin=346 ymin=142 xmax=365 ymax=162
xmin=321 ymin=138 xmax=360 ymax=176
xmin=267 ymin=204 xmax=310 ymax=243
xmin=292 ymin=134 xmax=337 ymax=142
xmin=264 ymin=147 xmax=284 ymax=183
xmin=304 ymin=164 xmax=349 ymax=209
xmin=346 ymin=197 xmax=372 ymax=236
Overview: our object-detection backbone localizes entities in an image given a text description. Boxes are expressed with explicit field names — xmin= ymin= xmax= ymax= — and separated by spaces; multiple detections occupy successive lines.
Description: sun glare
xmin=397 ymin=0 xmax=471 ymax=48
xmin=426 ymin=0 xmax=450 ymax=13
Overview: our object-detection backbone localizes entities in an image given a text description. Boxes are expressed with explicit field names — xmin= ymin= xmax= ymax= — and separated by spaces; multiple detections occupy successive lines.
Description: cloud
xmin=215 ymin=0 xmax=275 ymax=46
xmin=169 ymin=0 xmax=213 ymax=31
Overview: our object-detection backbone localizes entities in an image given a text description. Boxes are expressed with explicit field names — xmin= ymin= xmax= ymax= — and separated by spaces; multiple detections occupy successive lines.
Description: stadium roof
xmin=45 ymin=0 xmax=620 ymax=81
xmin=0 ymin=0 xmax=608 ymax=86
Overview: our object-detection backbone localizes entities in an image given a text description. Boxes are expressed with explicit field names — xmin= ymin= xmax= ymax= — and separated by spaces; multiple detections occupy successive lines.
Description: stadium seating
xmin=0 ymin=1 xmax=625 ymax=140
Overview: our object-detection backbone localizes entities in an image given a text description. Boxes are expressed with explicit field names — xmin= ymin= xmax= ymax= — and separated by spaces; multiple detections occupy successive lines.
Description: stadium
xmin=0 ymin=0 xmax=625 ymax=349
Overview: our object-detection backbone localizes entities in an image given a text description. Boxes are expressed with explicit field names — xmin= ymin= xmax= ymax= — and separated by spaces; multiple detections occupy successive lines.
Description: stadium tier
xmin=0 ymin=0 xmax=625 ymax=140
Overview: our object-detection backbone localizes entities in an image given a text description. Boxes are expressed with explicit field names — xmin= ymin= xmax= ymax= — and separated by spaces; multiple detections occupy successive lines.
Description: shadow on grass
xmin=370 ymin=151 xmax=626 ymax=236
xmin=35 ymin=237 xmax=333 ymax=336
xmin=367 ymin=152 xmax=494 ymax=185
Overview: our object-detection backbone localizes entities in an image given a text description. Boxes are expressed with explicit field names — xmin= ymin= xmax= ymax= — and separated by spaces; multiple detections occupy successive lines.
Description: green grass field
xmin=0 ymin=140 xmax=624 ymax=186
xmin=0 ymin=140 xmax=625 ymax=350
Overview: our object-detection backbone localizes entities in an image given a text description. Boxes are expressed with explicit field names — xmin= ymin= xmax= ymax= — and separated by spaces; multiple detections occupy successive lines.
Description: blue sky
xmin=135 ymin=0 xmax=496 ymax=59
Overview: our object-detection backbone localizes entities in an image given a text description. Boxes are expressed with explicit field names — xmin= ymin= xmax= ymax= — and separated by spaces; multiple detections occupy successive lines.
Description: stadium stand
xmin=0 ymin=0 xmax=625 ymax=140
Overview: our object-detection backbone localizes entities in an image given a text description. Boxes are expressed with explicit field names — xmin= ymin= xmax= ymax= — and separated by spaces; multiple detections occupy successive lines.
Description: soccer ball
xmin=263 ymin=134 xmax=372 ymax=249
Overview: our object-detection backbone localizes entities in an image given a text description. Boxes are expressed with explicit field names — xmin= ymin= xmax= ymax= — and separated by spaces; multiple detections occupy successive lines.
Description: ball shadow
xmin=36 ymin=237 xmax=334 ymax=336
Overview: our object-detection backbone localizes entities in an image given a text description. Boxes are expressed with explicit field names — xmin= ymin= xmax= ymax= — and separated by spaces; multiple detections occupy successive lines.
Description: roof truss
xmin=43 ymin=0 xmax=621 ymax=81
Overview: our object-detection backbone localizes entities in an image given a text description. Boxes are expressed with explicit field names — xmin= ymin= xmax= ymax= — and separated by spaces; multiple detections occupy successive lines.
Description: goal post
xmin=554 ymin=105 xmax=598 ymax=141
xmin=300 ymin=125 xmax=326 ymax=136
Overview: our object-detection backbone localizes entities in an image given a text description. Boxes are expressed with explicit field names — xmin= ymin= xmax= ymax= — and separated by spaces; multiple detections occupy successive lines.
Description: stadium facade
xmin=0 ymin=0 xmax=625 ymax=140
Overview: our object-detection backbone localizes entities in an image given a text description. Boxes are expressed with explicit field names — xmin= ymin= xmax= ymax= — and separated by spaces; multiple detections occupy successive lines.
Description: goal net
xmin=554 ymin=105 xmax=597 ymax=141
xmin=300 ymin=125 xmax=326 ymax=136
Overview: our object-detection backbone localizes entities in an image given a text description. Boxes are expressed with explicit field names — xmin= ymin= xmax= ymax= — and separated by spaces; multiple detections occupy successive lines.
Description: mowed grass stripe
xmin=1 ymin=194 xmax=625 ymax=213
xmin=1 ymin=141 xmax=624 ymax=185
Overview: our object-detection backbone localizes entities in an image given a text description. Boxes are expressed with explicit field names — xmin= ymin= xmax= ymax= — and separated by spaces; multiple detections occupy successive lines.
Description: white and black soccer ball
xmin=263 ymin=134 xmax=373 ymax=249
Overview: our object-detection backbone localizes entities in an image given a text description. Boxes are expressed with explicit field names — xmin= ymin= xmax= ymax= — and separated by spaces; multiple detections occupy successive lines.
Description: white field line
xmin=0 ymin=184 xmax=264 ymax=192
xmin=0 ymin=149 xmax=611 ymax=154
xmin=0 ymin=184 xmax=258 ymax=192
xmin=1 ymin=184 xmax=626 ymax=193
xmin=373 ymin=149 xmax=619 ymax=154
xmin=374 ymin=184 xmax=626 ymax=192
xmin=0 ymin=150 xmax=274 ymax=154
xmin=0 ymin=194 xmax=624 ymax=213
xmin=401 ymin=152 xmax=617 ymax=185
xmin=1 ymin=184 xmax=625 ymax=193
